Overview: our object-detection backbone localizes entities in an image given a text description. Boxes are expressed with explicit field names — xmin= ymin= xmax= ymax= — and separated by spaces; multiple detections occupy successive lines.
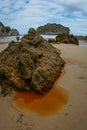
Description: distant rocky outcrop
xmin=0 ymin=21 xmax=19 ymax=37
xmin=75 ymin=35 xmax=87 ymax=41
xmin=8 ymin=29 xmax=19 ymax=36
xmin=0 ymin=28 xmax=65 ymax=95
xmin=48 ymin=33 xmax=79 ymax=45
xmin=37 ymin=23 xmax=70 ymax=35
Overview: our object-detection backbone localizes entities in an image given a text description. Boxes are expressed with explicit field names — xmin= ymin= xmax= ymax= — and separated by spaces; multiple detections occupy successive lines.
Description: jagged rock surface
xmin=0 ymin=28 xmax=65 ymax=95
xmin=56 ymin=33 xmax=79 ymax=45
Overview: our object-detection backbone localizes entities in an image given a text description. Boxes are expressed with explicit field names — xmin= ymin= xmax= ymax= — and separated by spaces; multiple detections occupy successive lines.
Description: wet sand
xmin=0 ymin=43 xmax=87 ymax=130
xmin=0 ymin=42 xmax=8 ymax=51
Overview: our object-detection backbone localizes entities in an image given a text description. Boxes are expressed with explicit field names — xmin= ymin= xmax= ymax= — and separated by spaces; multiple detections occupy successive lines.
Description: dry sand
xmin=0 ymin=43 xmax=87 ymax=130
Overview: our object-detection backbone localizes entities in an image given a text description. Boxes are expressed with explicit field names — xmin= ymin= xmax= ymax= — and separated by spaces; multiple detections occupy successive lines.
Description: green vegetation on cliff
xmin=37 ymin=23 xmax=70 ymax=35
xmin=0 ymin=21 xmax=19 ymax=37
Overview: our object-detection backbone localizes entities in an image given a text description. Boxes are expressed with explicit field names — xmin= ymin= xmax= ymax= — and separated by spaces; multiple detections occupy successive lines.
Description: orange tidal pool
xmin=13 ymin=86 xmax=69 ymax=116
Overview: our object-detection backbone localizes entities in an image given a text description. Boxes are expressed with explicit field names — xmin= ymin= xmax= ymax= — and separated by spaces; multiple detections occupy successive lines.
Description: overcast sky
xmin=0 ymin=0 xmax=87 ymax=35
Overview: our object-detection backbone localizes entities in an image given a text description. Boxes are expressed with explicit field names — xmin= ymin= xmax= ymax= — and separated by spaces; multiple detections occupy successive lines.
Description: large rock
xmin=0 ymin=28 xmax=65 ymax=95
xmin=56 ymin=33 xmax=79 ymax=45
xmin=76 ymin=35 xmax=87 ymax=41
xmin=0 ymin=22 xmax=7 ymax=36
xmin=0 ymin=21 xmax=19 ymax=37
xmin=37 ymin=23 xmax=70 ymax=35
xmin=8 ymin=28 xmax=19 ymax=36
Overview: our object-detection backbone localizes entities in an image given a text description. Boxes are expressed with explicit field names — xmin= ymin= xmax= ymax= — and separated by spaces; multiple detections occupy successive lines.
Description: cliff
xmin=37 ymin=23 xmax=70 ymax=35
xmin=0 ymin=21 xmax=19 ymax=37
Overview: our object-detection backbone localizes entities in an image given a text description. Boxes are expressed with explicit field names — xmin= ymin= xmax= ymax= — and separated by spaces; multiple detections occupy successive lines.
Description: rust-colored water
xmin=13 ymin=86 xmax=69 ymax=116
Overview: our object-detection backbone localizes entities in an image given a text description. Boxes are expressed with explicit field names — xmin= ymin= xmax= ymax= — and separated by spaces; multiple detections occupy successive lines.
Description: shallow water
xmin=13 ymin=86 xmax=69 ymax=116
xmin=0 ymin=34 xmax=56 ymax=43
xmin=0 ymin=36 xmax=87 ymax=47
xmin=41 ymin=34 xmax=57 ymax=39
xmin=79 ymin=40 xmax=87 ymax=47
xmin=0 ymin=35 xmax=23 ymax=43
xmin=0 ymin=36 xmax=17 ymax=43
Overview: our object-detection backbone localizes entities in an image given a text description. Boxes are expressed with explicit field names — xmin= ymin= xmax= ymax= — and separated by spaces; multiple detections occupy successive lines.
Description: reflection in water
xmin=13 ymin=86 xmax=69 ymax=116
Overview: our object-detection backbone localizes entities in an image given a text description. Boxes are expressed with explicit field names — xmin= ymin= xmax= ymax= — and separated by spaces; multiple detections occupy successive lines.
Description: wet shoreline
xmin=0 ymin=36 xmax=87 ymax=47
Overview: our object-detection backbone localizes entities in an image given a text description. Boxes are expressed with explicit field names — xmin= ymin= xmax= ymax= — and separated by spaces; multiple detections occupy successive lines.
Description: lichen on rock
xmin=0 ymin=28 xmax=65 ymax=95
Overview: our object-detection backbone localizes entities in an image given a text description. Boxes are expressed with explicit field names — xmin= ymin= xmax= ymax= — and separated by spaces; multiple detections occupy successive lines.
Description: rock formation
xmin=0 ymin=28 xmax=65 ymax=95
xmin=56 ymin=33 xmax=79 ymax=45
xmin=76 ymin=35 xmax=87 ymax=41
xmin=8 ymin=29 xmax=19 ymax=36
xmin=0 ymin=21 xmax=19 ymax=37
xmin=37 ymin=23 xmax=70 ymax=35
xmin=48 ymin=33 xmax=79 ymax=45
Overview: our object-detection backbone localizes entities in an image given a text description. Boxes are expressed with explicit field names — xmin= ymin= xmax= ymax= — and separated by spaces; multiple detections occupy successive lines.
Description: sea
xmin=0 ymin=34 xmax=56 ymax=43
xmin=0 ymin=34 xmax=87 ymax=47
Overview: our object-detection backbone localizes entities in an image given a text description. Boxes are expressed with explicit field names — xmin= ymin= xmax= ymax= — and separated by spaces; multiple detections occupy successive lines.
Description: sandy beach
xmin=0 ymin=42 xmax=87 ymax=130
